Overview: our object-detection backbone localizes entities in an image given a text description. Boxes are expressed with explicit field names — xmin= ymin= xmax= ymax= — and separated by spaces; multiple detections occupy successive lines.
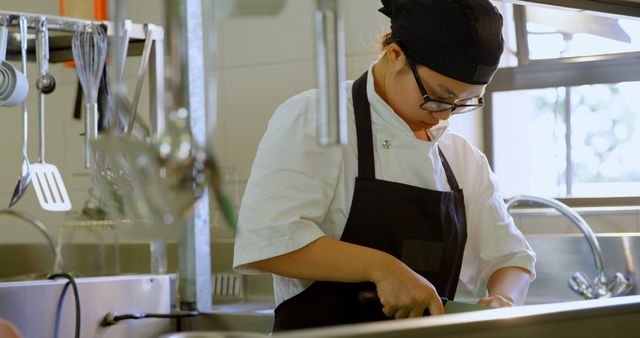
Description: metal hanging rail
xmin=0 ymin=10 xmax=165 ymax=135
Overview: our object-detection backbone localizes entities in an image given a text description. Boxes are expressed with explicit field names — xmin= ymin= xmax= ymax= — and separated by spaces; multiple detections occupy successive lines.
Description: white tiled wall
xmin=1 ymin=0 xmax=633 ymax=246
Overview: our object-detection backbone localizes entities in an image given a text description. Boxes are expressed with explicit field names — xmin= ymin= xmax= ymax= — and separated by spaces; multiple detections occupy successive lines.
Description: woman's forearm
xmin=248 ymin=236 xmax=449 ymax=317
xmin=246 ymin=236 xmax=396 ymax=284
xmin=486 ymin=266 xmax=533 ymax=305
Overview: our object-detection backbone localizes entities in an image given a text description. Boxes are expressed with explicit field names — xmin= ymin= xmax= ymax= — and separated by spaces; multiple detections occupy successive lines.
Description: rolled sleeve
xmin=460 ymin=155 xmax=537 ymax=298
xmin=233 ymin=91 xmax=343 ymax=274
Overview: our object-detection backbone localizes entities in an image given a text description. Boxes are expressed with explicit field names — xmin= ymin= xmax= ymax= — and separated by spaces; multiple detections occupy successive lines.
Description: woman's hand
xmin=477 ymin=294 xmax=514 ymax=308
xmin=372 ymin=256 xmax=445 ymax=319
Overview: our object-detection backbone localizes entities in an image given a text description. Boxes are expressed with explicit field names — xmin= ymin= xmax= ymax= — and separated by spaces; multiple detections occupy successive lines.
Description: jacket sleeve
xmin=233 ymin=91 xmax=343 ymax=274
xmin=459 ymin=154 xmax=537 ymax=298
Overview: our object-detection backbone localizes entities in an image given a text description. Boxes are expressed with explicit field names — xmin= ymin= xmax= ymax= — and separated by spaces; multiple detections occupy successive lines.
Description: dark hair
xmin=378 ymin=31 xmax=411 ymax=75
xmin=379 ymin=31 xmax=395 ymax=50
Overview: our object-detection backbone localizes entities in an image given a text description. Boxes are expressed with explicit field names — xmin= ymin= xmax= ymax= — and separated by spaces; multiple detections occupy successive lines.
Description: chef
xmin=233 ymin=0 xmax=536 ymax=332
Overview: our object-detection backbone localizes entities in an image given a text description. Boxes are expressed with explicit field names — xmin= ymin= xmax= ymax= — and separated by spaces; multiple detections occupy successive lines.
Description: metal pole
xmin=315 ymin=0 xmax=347 ymax=146
xmin=165 ymin=0 xmax=213 ymax=312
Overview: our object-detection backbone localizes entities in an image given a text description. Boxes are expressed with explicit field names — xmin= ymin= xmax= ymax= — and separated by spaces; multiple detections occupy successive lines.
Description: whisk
xmin=72 ymin=23 xmax=107 ymax=169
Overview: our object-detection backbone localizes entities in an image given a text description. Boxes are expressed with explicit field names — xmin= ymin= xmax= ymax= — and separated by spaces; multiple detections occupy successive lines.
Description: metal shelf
xmin=0 ymin=11 xmax=159 ymax=63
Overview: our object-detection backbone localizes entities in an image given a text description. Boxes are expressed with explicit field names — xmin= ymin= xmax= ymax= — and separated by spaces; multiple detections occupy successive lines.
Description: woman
xmin=233 ymin=0 xmax=536 ymax=332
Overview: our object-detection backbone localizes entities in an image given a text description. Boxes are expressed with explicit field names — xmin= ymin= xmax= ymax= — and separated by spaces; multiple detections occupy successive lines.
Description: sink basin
xmin=178 ymin=303 xmax=275 ymax=334
xmin=525 ymin=233 xmax=639 ymax=303
xmin=453 ymin=233 xmax=640 ymax=304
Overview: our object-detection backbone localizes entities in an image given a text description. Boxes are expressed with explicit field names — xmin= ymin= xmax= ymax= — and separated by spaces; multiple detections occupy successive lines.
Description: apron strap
xmin=437 ymin=147 xmax=460 ymax=191
xmin=352 ymin=72 xmax=375 ymax=179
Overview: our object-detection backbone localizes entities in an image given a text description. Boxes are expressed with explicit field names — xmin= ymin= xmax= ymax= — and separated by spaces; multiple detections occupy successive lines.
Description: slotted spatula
xmin=31 ymin=18 xmax=71 ymax=212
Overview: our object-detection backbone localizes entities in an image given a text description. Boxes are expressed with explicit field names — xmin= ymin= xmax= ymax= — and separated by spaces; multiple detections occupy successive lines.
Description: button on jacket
xmin=233 ymin=63 xmax=536 ymax=307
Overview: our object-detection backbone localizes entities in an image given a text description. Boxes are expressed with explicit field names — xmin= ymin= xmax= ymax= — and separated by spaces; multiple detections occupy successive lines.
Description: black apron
xmin=272 ymin=72 xmax=468 ymax=332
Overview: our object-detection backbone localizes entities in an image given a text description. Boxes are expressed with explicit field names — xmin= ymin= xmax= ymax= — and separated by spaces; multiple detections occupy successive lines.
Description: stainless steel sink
xmin=177 ymin=302 xmax=275 ymax=334
xmin=454 ymin=233 xmax=640 ymax=304
xmin=525 ymin=233 xmax=638 ymax=303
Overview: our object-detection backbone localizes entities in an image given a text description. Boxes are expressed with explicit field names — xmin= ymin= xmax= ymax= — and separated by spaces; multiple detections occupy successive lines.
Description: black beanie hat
xmin=379 ymin=0 xmax=504 ymax=84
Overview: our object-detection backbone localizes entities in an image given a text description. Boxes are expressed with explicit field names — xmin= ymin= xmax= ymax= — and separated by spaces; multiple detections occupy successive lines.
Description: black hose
xmin=48 ymin=273 xmax=81 ymax=338
xmin=52 ymin=282 xmax=70 ymax=338
xmin=101 ymin=310 xmax=199 ymax=326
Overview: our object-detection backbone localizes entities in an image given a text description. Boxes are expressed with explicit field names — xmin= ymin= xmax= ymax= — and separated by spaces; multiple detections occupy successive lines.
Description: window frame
xmin=486 ymin=4 xmax=640 ymax=204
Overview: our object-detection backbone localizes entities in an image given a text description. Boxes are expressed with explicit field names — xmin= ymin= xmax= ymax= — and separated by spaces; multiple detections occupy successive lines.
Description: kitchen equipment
xmin=8 ymin=16 xmax=32 ymax=207
xmin=358 ymin=290 xmax=489 ymax=315
xmin=92 ymin=104 xmax=236 ymax=229
xmin=126 ymin=23 xmax=154 ymax=135
xmin=442 ymin=299 xmax=492 ymax=314
xmin=116 ymin=20 xmax=131 ymax=84
xmin=0 ymin=18 xmax=29 ymax=107
xmin=31 ymin=17 xmax=71 ymax=212
xmin=91 ymin=134 xmax=142 ymax=221
xmin=72 ymin=23 xmax=107 ymax=169
xmin=128 ymin=108 xmax=209 ymax=226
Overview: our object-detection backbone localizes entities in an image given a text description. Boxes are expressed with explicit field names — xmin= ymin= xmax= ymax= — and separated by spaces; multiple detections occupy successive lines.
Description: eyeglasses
xmin=406 ymin=57 xmax=484 ymax=115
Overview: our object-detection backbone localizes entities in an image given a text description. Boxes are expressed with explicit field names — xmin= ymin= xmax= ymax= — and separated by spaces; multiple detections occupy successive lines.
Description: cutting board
xmin=444 ymin=299 xmax=491 ymax=314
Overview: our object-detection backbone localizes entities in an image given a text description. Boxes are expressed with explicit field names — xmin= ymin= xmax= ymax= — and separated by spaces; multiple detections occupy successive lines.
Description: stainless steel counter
xmin=0 ymin=274 xmax=173 ymax=338
xmin=273 ymin=295 xmax=640 ymax=338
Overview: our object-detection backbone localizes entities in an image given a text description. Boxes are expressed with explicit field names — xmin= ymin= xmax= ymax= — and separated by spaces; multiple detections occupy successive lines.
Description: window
xmin=523 ymin=6 xmax=640 ymax=60
xmin=487 ymin=3 xmax=640 ymax=200
xmin=491 ymin=82 xmax=640 ymax=198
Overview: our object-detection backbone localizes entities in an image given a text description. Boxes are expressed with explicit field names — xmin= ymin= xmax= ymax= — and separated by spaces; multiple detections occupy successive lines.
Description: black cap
xmin=379 ymin=0 xmax=504 ymax=85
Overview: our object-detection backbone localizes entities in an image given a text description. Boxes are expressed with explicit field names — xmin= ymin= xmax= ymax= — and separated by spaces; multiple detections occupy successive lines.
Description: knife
xmin=358 ymin=290 xmax=490 ymax=315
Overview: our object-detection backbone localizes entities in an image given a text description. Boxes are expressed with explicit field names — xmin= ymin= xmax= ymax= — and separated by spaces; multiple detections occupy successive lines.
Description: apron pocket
xmin=401 ymin=239 xmax=444 ymax=272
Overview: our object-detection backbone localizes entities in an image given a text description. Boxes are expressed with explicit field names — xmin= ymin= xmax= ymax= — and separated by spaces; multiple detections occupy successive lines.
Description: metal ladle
xmin=9 ymin=16 xmax=31 ymax=207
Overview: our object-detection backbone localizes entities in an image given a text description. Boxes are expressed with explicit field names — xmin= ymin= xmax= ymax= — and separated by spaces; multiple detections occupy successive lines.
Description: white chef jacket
xmin=233 ymin=63 xmax=536 ymax=306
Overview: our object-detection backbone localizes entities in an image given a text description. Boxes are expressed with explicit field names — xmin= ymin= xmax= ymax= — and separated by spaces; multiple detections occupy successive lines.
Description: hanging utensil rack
xmin=0 ymin=10 xmax=165 ymax=136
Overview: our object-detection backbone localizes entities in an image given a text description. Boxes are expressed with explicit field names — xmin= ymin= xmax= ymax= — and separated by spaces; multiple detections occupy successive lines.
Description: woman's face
xmin=379 ymin=44 xmax=486 ymax=133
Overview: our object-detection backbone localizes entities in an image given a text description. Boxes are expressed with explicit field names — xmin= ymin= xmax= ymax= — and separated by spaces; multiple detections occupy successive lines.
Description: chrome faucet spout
xmin=504 ymin=195 xmax=625 ymax=299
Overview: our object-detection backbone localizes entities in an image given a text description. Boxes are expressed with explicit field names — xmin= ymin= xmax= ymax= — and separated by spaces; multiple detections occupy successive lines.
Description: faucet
xmin=505 ymin=195 xmax=632 ymax=299
xmin=0 ymin=208 xmax=64 ymax=273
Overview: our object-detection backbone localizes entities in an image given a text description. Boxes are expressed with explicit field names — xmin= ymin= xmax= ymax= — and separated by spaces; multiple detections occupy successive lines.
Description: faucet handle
xmin=608 ymin=272 xmax=633 ymax=297
xmin=569 ymin=271 xmax=594 ymax=299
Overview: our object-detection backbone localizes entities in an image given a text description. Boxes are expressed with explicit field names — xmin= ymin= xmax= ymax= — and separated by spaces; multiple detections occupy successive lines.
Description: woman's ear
xmin=385 ymin=43 xmax=408 ymax=73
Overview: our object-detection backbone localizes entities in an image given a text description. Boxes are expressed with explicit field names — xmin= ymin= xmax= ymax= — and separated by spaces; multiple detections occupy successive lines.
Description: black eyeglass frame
xmin=405 ymin=56 xmax=484 ymax=115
